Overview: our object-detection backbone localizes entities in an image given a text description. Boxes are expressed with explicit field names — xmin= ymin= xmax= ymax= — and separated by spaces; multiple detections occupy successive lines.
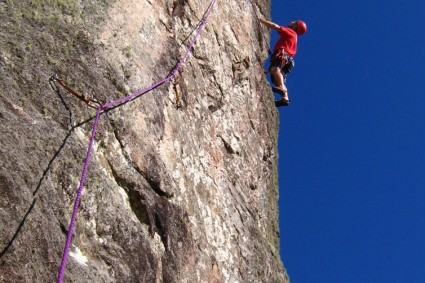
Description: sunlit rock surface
xmin=0 ymin=0 xmax=289 ymax=282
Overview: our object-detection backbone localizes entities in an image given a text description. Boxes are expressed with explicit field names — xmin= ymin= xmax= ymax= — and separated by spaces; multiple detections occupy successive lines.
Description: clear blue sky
xmin=269 ymin=0 xmax=425 ymax=282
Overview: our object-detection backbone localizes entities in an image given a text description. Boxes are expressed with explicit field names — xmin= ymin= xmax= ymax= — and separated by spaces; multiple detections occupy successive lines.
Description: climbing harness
xmin=269 ymin=49 xmax=294 ymax=84
xmin=56 ymin=0 xmax=218 ymax=282
xmin=272 ymin=49 xmax=295 ymax=73
xmin=49 ymin=74 xmax=102 ymax=109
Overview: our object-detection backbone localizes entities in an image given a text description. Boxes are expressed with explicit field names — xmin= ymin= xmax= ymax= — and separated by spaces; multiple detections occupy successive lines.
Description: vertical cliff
xmin=0 ymin=0 xmax=289 ymax=282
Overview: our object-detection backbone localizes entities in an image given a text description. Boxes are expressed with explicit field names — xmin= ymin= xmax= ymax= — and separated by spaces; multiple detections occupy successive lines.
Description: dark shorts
xmin=269 ymin=49 xmax=295 ymax=83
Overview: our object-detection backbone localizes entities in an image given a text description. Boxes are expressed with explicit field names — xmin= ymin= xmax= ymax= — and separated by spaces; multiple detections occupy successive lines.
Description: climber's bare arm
xmin=259 ymin=18 xmax=280 ymax=31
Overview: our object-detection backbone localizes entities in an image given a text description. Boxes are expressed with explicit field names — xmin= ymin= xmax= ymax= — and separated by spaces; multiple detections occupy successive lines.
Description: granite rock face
xmin=0 ymin=0 xmax=289 ymax=282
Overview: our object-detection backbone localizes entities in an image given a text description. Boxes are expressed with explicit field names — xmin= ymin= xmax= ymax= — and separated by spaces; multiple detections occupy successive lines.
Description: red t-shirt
xmin=273 ymin=26 xmax=297 ymax=56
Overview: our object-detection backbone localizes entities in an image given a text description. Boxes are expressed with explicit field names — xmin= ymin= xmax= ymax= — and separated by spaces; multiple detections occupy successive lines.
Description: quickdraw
xmin=172 ymin=76 xmax=182 ymax=109
xmin=49 ymin=74 xmax=102 ymax=109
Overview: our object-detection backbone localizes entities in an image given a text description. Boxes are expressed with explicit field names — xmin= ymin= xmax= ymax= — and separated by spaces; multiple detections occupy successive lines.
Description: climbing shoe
xmin=275 ymin=98 xmax=290 ymax=107
xmin=272 ymin=86 xmax=290 ymax=107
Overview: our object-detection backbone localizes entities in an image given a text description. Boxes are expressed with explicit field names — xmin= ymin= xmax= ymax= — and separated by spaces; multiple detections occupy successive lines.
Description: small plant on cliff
xmin=123 ymin=46 xmax=132 ymax=58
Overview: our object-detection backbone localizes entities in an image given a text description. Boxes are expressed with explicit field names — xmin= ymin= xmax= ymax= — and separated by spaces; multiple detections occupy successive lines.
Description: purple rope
xmin=57 ymin=106 xmax=102 ymax=283
xmin=57 ymin=0 xmax=217 ymax=281
xmin=102 ymin=0 xmax=217 ymax=109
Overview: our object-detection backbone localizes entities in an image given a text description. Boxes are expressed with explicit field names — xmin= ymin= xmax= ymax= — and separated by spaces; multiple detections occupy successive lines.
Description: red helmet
xmin=295 ymin=20 xmax=307 ymax=35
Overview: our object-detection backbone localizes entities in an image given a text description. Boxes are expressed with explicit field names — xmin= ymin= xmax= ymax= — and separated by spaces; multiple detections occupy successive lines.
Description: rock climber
xmin=259 ymin=18 xmax=307 ymax=107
